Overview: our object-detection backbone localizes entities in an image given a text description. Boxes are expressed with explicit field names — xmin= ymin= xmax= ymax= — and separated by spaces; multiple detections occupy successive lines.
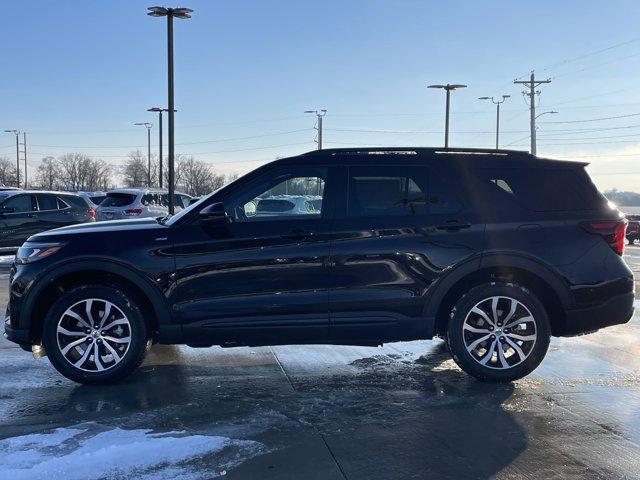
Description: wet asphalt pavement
xmin=1 ymin=251 xmax=640 ymax=479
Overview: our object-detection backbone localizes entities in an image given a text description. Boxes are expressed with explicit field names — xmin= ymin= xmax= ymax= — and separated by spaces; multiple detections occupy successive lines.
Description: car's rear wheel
xmin=42 ymin=285 xmax=148 ymax=384
xmin=446 ymin=282 xmax=551 ymax=382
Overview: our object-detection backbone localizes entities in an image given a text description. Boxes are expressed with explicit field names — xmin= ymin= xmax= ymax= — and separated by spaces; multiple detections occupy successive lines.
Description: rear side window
xmin=477 ymin=167 xmax=605 ymax=212
xmin=90 ymin=195 xmax=106 ymax=205
xmin=37 ymin=194 xmax=59 ymax=211
xmin=101 ymin=193 xmax=136 ymax=207
xmin=347 ymin=166 xmax=428 ymax=217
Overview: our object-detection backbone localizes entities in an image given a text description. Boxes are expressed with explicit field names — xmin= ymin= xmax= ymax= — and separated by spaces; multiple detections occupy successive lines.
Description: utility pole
xmin=148 ymin=107 xmax=174 ymax=188
xmin=304 ymin=110 xmax=327 ymax=150
xmin=22 ymin=132 xmax=27 ymax=189
xmin=479 ymin=95 xmax=510 ymax=149
xmin=514 ymin=71 xmax=551 ymax=156
xmin=427 ymin=84 xmax=467 ymax=148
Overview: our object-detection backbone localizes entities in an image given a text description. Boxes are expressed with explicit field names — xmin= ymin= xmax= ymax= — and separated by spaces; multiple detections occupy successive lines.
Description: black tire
xmin=42 ymin=285 xmax=149 ymax=384
xmin=628 ymin=236 xmax=636 ymax=245
xmin=445 ymin=282 xmax=551 ymax=382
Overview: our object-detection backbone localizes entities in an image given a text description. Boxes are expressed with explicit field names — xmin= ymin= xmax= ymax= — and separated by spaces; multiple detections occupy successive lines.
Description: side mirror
xmin=199 ymin=202 xmax=230 ymax=223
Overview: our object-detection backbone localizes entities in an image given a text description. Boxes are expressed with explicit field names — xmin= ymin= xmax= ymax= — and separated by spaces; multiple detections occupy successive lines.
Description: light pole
xmin=304 ymin=110 xmax=327 ymax=150
xmin=148 ymin=5 xmax=193 ymax=214
xmin=134 ymin=122 xmax=153 ymax=186
xmin=4 ymin=130 xmax=20 ymax=187
xmin=427 ymin=84 xmax=467 ymax=148
xmin=532 ymin=110 xmax=558 ymax=155
xmin=148 ymin=107 xmax=174 ymax=188
xmin=479 ymin=95 xmax=510 ymax=149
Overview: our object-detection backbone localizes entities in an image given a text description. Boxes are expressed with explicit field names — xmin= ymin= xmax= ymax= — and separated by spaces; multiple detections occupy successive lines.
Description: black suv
xmin=4 ymin=148 xmax=634 ymax=384
xmin=0 ymin=190 xmax=95 ymax=249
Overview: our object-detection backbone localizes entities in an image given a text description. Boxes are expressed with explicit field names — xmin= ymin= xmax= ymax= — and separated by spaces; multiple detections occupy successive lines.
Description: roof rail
xmin=301 ymin=147 xmax=532 ymax=157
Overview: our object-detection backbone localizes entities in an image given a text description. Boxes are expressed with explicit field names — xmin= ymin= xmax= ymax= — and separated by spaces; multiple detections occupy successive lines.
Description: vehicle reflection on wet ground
xmin=1 ymin=259 xmax=639 ymax=479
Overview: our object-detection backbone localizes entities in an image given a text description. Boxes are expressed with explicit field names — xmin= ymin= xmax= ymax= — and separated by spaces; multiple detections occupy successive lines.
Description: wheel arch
xmin=426 ymin=253 xmax=572 ymax=337
xmin=24 ymin=259 xmax=172 ymax=342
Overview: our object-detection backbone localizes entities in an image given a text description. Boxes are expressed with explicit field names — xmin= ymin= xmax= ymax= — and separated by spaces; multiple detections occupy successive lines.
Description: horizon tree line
xmin=0 ymin=151 xmax=239 ymax=197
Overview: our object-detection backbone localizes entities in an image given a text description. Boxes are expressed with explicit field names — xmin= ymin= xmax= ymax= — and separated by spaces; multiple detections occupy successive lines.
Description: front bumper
xmin=561 ymin=291 xmax=634 ymax=336
xmin=4 ymin=316 xmax=30 ymax=344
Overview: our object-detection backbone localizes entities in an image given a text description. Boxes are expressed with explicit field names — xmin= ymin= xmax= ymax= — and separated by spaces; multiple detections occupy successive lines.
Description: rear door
xmin=328 ymin=164 xmax=484 ymax=343
xmin=0 ymin=194 xmax=38 ymax=247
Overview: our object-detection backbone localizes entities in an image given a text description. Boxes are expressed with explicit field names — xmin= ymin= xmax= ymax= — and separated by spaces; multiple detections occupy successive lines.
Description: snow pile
xmin=0 ymin=423 xmax=265 ymax=480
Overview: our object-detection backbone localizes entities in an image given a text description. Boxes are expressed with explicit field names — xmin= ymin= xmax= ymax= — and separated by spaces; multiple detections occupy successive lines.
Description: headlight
xmin=15 ymin=242 xmax=65 ymax=265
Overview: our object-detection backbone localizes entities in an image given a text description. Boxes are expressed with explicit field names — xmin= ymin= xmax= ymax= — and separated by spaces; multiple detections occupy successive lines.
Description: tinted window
xmin=37 ymin=194 xmax=59 ymax=211
xmin=101 ymin=193 xmax=136 ymax=207
xmin=477 ymin=167 xmax=606 ymax=212
xmin=347 ymin=166 xmax=428 ymax=217
xmin=57 ymin=197 xmax=72 ymax=209
xmin=89 ymin=195 xmax=106 ymax=205
xmin=2 ymin=194 xmax=35 ymax=213
xmin=227 ymin=170 xmax=326 ymax=222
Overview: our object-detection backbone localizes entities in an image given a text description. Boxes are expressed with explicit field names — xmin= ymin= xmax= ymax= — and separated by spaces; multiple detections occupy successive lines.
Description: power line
xmin=540 ymin=112 xmax=640 ymax=124
xmin=541 ymin=36 xmax=640 ymax=72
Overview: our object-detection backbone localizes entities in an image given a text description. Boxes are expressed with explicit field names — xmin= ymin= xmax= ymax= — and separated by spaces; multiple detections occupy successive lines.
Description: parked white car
xmin=95 ymin=188 xmax=192 ymax=221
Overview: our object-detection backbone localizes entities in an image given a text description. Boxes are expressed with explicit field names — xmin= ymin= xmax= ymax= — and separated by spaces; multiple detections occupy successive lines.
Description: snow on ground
xmin=0 ymin=422 xmax=266 ymax=480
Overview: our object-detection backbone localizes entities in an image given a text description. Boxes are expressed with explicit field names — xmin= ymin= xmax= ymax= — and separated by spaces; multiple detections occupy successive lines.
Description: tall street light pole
xmin=134 ymin=122 xmax=153 ymax=186
xmin=304 ymin=110 xmax=327 ymax=150
xmin=148 ymin=6 xmax=193 ymax=215
xmin=478 ymin=95 xmax=510 ymax=149
xmin=427 ymin=84 xmax=467 ymax=148
xmin=532 ymin=110 xmax=558 ymax=155
xmin=148 ymin=107 xmax=174 ymax=188
xmin=4 ymin=130 xmax=20 ymax=187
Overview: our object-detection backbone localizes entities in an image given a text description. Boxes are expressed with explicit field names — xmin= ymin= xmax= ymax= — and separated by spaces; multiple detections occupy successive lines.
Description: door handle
xmin=282 ymin=229 xmax=315 ymax=240
xmin=436 ymin=221 xmax=471 ymax=231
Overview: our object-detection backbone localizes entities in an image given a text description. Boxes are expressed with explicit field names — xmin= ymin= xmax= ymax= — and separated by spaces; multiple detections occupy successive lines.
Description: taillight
xmin=582 ymin=219 xmax=628 ymax=256
xmin=123 ymin=208 xmax=143 ymax=216
xmin=88 ymin=209 xmax=96 ymax=218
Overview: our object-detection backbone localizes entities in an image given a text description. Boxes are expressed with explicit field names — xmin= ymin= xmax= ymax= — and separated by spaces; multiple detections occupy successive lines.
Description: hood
xmin=29 ymin=217 xmax=166 ymax=242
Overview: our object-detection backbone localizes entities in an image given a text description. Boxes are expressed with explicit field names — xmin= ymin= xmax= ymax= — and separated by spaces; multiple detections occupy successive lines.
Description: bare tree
xmin=0 ymin=156 xmax=17 ymax=187
xmin=176 ymin=157 xmax=225 ymax=197
xmin=35 ymin=156 xmax=62 ymax=190
xmin=121 ymin=150 xmax=156 ymax=188
xmin=227 ymin=172 xmax=240 ymax=184
xmin=57 ymin=153 xmax=111 ymax=191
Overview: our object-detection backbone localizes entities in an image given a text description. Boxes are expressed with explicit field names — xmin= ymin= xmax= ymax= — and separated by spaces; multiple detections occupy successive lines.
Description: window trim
xmin=1 ymin=193 xmax=37 ymax=214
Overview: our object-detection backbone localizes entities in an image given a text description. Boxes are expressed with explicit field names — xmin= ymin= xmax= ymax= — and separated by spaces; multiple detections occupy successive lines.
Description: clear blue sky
xmin=1 ymin=0 xmax=640 ymax=190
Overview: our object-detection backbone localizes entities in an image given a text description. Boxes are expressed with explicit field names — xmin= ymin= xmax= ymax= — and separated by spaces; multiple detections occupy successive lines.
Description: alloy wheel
xmin=56 ymin=298 xmax=131 ymax=372
xmin=462 ymin=295 xmax=537 ymax=370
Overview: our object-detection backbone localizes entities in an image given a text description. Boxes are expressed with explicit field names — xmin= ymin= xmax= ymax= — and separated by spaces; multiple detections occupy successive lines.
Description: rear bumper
xmin=561 ymin=291 xmax=634 ymax=336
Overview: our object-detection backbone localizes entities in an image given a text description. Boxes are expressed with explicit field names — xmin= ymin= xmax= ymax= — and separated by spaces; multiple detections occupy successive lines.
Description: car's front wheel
xmin=42 ymin=285 xmax=149 ymax=384
xmin=446 ymin=282 xmax=551 ymax=382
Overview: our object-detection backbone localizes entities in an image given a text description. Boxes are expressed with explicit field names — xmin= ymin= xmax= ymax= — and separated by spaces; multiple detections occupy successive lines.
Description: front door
xmin=168 ymin=165 xmax=335 ymax=346
xmin=0 ymin=194 xmax=38 ymax=248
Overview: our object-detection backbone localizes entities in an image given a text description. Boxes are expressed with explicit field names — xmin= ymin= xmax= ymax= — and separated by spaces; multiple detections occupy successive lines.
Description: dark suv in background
xmin=4 ymin=148 xmax=634 ymax=384
xmin=0 ymin=190 xmax=95 ymax=249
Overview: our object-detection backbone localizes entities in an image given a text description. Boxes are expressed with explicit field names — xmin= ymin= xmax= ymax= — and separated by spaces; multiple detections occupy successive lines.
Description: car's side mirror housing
xmin=199 ymin=202 xmax=230 ymax=223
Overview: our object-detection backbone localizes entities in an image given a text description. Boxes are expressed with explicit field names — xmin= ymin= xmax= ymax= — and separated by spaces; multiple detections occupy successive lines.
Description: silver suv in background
xmin=76 ymin=191 xmax=107 ymax=210
xmin=95 ymin=188 xmax=192 ymax=221
xmin=251 ymin=195 xmax=322 ymax=217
